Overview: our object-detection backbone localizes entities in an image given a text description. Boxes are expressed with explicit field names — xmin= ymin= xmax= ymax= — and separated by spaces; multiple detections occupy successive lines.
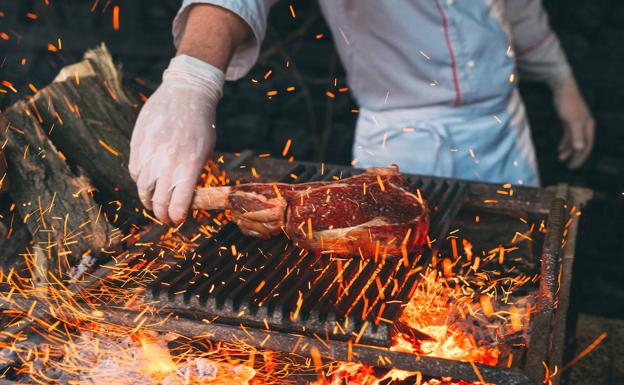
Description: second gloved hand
xmin=550 ymin=74 xmax=595 ymax=170
xmin=129 ymin=55 xmax=224 ymax=224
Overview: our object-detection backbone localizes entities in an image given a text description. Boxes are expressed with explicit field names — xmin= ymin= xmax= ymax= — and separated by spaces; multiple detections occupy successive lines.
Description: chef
xmin=129 ymin=0 xmax=594 ymax=225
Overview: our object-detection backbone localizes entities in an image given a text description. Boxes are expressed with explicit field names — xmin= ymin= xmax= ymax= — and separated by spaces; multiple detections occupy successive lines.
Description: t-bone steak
xmin=192 ymin=166 xmax=429 ymax=257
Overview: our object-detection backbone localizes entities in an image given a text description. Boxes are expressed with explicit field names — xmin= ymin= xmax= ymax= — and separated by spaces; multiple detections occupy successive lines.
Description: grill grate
xmin=149 ymin=164 xmax=467 ymax=346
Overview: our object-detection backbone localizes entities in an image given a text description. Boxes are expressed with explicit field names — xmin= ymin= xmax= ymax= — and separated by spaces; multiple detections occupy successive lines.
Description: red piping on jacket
xmin=516 ymin=31 xmax=554 ymax=58
xmin=434 ymin=0 xmax=461 ymax=106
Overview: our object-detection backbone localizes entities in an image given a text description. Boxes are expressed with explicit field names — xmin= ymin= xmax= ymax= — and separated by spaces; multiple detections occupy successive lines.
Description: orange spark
xmin=1 ymin=80 xmax=17 ymax=92
xmin=462 ymin=239 xmax=473 ymax=260
xmin=291 ymin=291 xmax=303 ymax=321
xmin=376 ymin=175 xmax=385 ymax=192
xmin=112 ymin=6 xmax=120 ymax=30
xmin=469 ymin=360 xmax=486 ymax=384
xmin=282 ymin=138 xmax=292 ymax=157
xmin=451 ymin=237 xmax=458 ymax=259
xmin=480 ymin=294 xmax=494 ymax=317
xmin=272 ymin=184 xmax=282 ymax=199
xmin=442 ymin=258 xmax=453 ymax=277
xmin=98 ymin=139 xmax=120 ymax=156
xmin=561 ymin=332 xmax=608 ymax=373
xmin=509 ymin=306 xmax=522 ymax=332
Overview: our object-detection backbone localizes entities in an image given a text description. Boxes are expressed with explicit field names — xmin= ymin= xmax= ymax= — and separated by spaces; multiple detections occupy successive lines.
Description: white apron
xmin=353 ymin=89 xmax=540 ymax=186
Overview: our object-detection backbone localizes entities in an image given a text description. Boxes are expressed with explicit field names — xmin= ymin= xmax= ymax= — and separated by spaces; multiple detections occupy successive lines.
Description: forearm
xmin=505 ymin=0 xmax=571 ymax=82
xmin=515 ymin=38 xmax=571 ymax=83
xmin=177 ymin=4 xmax=253 ymax=71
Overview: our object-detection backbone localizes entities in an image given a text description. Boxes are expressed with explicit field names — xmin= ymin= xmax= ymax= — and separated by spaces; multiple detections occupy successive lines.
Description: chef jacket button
xmin=466 ymin=60 xmax=475 ymax=69
xmin=506 ymin=46 xmax=515 ymax=58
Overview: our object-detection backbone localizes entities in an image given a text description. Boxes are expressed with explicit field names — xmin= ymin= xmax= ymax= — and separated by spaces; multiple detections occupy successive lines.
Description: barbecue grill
xmin=0 ymin=152 xmax=591 ymax=385
xmin=148 ymin=162 xmax=467 ymax=347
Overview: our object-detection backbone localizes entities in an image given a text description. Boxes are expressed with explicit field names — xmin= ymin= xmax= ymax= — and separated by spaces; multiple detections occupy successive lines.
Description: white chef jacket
xmin=173 ymin=0 xmax=571 ymax=186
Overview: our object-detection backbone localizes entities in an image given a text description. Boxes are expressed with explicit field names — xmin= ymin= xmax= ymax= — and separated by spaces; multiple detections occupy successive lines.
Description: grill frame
xmin=0 ymin=153 xmax=591 ymax=385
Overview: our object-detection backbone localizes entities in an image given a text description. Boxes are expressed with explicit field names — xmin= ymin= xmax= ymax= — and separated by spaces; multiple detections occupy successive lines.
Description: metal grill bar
xmin=149 ymin=164 xmax=467 ymax=346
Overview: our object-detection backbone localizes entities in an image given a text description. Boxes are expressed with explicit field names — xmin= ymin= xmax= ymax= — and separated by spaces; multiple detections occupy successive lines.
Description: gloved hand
xmin=550 ymin=74 xmax=595 ymax=170
xmin=129 ymin=55 xmax=224 ymax=224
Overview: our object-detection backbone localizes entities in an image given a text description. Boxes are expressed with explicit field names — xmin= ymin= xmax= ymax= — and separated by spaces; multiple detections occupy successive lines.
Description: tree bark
xmin=0 ymin=110 xmax=113 ymax=283
xmin=0 ymin=149 xmax=7 ymax=195
xmin=25 ymin=44 xmax=143 ymax=225
xmin=0 ymin=208 xmax=31 ymax=274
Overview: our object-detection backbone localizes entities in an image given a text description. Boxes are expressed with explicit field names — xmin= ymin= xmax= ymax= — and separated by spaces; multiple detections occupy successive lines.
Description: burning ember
xmin=58 ymin=330 xmax=258 ymax=385
xmin=318 ymin=363 xmax=494 ymax=385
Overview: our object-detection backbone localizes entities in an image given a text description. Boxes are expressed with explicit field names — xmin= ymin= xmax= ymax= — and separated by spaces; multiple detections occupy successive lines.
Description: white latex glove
xmin=550 ymin=74 xmax=595 ymax=170
xmin=129 ymin=55 xmax=224 ymax=224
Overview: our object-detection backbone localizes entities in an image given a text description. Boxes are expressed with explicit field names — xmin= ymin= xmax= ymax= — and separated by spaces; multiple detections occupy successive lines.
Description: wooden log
xmin=0 ymin=151 xmax=29 ymax=272
xmin=0 ymin=110 xmax=113 ymax=283
xmin=24 ymin=44 xmax=143 ymax=225
xmin=0 ymin=210 xmax=31 ymax=274
xmin=0 ymin=149 xmax=7 ymax=195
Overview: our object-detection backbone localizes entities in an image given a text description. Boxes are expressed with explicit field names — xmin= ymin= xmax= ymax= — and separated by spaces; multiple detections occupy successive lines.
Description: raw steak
xmin=192 ymin=166 xmax=429 ymax=257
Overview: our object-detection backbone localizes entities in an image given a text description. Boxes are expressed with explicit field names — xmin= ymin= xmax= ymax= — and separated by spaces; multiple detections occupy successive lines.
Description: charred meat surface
xmin=192 ymin=166 xmax=429 ymax=256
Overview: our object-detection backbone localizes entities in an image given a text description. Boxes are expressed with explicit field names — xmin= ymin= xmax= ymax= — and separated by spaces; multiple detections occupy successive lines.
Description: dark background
xmin=1 ymin=0 xmax=622 ymax=319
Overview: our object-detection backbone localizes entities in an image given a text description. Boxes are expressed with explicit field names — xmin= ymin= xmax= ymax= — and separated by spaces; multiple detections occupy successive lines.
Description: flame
xmin=392 ymin=270 xmax=500 ymax=366
xmin=320 ymin=362 xmax=492 ymax=385
xmin=138 ymin=333 xmax=177 ymax=375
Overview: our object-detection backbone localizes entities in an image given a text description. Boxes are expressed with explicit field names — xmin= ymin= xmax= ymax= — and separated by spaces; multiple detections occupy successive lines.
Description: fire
xmin=139 ymin=333 xmax=177 ymax=375
xmin=0 ymin=159 xmax=540 ymax=385
xmin=392 ymin=270 xmax=500 ymax=366
xmin=317 ymin=363 xmax=493 ymax=385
